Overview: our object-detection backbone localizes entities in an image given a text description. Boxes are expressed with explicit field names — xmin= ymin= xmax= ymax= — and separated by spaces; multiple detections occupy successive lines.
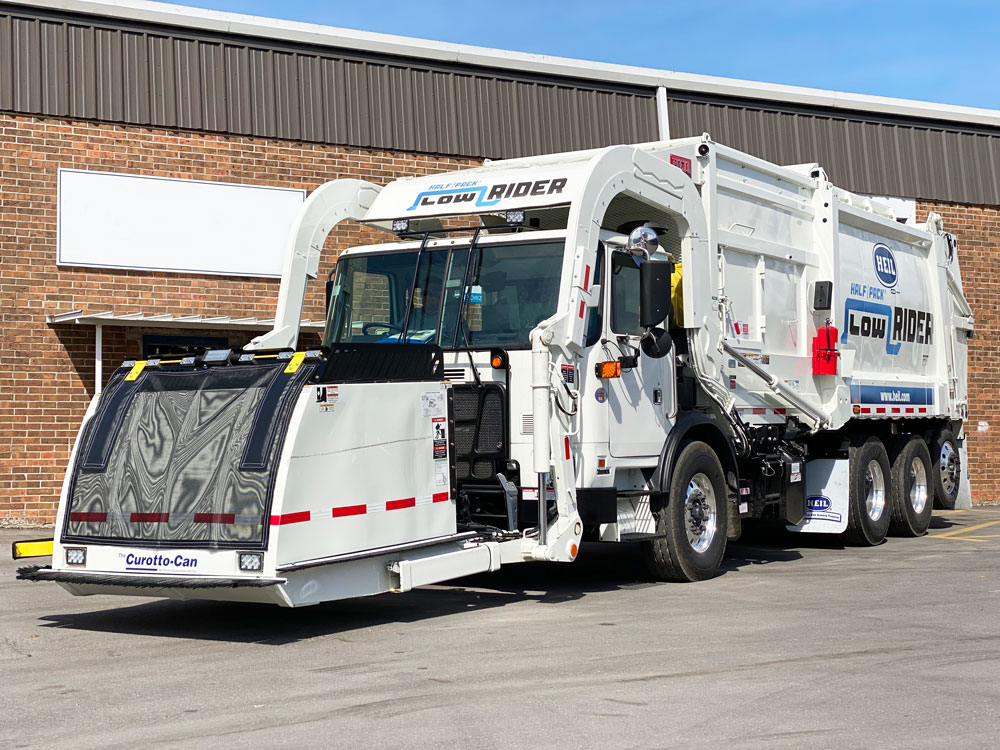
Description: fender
xmin=651 ymin=413 xmax=739 ymax=498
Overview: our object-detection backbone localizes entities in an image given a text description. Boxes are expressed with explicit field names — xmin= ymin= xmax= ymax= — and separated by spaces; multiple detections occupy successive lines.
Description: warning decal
xmin=316 ymin=385 xmax=339 ymax=412
xmin=435 ymin=462 xmax=449 ymax=487
xmin=422 ymin=391 xmax=446 ymax=417
xmin=433 ymin=440 xmax=448 ymax=460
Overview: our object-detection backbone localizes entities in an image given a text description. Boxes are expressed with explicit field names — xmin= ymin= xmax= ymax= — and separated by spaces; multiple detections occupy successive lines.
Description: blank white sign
xmin=58 ymin=169 xmax=306 ymax=277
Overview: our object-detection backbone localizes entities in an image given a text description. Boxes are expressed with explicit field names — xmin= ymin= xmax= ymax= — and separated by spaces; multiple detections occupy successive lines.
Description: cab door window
xmin=610 ymin=251 xmax=644 ymax=336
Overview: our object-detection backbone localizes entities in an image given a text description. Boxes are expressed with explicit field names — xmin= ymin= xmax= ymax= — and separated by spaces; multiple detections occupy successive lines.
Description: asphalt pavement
xmin=2 ymin=508 xmax=999 ymax=750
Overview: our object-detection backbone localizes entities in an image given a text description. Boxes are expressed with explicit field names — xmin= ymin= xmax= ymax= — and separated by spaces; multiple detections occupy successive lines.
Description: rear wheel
xmin=888 ymin=436 xmax=933 ymax=537
xmin=844 ymin=436 xmax=891 ymax=546
xmin=929 ymin=428 xmax=961 ymax=510
xmin=642 ymin=441 xmax=728 ymax=582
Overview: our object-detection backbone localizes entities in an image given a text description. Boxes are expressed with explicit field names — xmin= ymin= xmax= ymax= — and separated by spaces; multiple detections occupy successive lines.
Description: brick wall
xmin=1 ymin=113 xmax=996 ymax=524
xmin=0 ymin=113 xmax=476 ymax=524
xmin=917 ymin=201 xmax=999 ymax=504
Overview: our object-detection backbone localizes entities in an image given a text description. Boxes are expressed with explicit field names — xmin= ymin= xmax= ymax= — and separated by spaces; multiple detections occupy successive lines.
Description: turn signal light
xmin=595 ymin=361 xmax=621 ymax=379
xmin=489 ymin=348 xmax=508 ymax=369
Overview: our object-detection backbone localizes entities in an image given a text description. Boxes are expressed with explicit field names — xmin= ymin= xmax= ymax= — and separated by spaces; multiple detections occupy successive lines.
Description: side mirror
xmin=639 ymin=260 xmax=673 ymax=329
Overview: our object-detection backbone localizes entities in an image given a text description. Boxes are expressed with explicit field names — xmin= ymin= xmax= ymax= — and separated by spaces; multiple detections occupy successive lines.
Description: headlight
xmin=65 ymin=547 xmax=86 ymax=566
xmin=238 ymin=552 xmax=263 ymax=572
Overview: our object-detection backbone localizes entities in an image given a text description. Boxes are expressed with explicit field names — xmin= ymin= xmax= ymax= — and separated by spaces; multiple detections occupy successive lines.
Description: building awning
xmin=47 ymin=310 xmax=326 ymax=395
xmin=46 ymin=309 xmax=326 ymax=331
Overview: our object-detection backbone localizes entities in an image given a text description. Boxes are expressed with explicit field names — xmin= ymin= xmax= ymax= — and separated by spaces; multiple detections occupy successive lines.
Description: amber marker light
xmin=595 ymin=361 xmax=622 ymax=379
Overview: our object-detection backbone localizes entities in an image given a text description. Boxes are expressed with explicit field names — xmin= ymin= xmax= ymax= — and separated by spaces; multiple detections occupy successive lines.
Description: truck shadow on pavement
xmin=36 ymin=535 xmax=815 ymax=645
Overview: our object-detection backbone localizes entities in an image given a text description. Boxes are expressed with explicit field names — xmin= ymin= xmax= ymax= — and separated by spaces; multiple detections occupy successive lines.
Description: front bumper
xmin=17 ymin=565 xmax=284 ymax=589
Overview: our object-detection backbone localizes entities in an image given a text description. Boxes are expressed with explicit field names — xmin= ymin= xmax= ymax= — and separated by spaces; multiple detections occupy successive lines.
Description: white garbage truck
xmin=17 ymin=135 xmax=973 ymax=605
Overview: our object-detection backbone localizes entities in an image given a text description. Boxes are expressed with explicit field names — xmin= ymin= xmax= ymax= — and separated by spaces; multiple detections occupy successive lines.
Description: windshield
xmin=325 ymin=240 xmax=565 ymax=349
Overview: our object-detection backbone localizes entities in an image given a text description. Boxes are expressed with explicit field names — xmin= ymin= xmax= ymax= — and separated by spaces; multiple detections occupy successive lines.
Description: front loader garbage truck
xmin=16 ymin=135 xmax=973 ymax=605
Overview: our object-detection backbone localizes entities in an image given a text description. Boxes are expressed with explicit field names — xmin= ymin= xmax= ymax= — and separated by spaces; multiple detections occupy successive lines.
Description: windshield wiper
xmin=452 ymin=226 xmax=485 ymax=350
xmin=397 ymin=231 xmax=434 ymax=342
xmin=453 ymin=227 xmax=487 ymax=386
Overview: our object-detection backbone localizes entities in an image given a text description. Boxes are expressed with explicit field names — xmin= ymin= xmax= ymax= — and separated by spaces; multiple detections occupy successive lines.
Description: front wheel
xmin=642 ymin=441 xmax=728 ymax=582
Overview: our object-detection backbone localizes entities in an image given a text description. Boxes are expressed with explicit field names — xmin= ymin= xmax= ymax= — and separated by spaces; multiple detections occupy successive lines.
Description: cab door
xmin=605 ymin=250 xmax=673 ymax=457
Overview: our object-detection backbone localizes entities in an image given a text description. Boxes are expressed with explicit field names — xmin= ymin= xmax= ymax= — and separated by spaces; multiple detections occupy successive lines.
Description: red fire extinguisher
xmin=812 ymin=319 xmax=840 ymax=375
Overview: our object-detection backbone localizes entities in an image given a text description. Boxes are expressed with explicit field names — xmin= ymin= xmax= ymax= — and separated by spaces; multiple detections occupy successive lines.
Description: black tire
xmin=843 ymin=436 xmax=892 ymax=546
xmin=887 ymin=436 xmax=934 ymax=537
xmin=642 ymin=441 xmax=728 ymax=582
xmin=929 ymin=428 xmax=961 ymax=510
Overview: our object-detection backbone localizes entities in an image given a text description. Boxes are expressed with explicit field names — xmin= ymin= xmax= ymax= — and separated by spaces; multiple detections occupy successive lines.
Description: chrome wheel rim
xmin=909 ymin=456 xmax=929 ymax=515
xmin=939 ymin=441 xmax=960 ymax=496
xmin=865 ymin=459 xmax=886 ymax=521
xmin=684 ymin=472 xmax=718 ymax=553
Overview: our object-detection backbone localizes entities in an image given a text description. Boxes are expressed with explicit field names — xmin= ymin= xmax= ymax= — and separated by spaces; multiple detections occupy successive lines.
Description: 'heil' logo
xmin=872 ymin=243 xmax=898 ymax=288
xmin=807 ymin=496 xmax=832 ymax=511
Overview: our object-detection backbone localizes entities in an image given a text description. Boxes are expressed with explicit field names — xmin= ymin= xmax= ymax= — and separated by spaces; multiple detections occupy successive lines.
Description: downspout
xmin=94 ymin=323 xmax=103 ymax=395
xmin=655 ymin=86 xmax=670 ymax=141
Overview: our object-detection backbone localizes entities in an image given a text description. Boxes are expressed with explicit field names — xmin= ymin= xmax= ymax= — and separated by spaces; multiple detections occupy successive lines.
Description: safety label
xmin=435 ymin=462 xmax=449 ymax=487
xmin=432 ymin=416 xmax=447 ymax=441
xmin=433 ymin=439 xmax=448 ymax=460
xmin=744 ymin=352 xmax=770 ymax=366
xmin=316 ymin=385 xmax=339 ymax=412
xmin=422 ymin=391 xmax=446 ymax=417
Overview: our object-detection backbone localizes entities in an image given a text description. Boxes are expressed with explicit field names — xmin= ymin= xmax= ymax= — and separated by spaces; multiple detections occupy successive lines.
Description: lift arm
xmin=248 ymin=179 xmax=381 ymax=351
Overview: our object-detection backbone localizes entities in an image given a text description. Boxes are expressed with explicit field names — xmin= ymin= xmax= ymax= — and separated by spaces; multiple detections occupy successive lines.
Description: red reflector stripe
xmin=130 ymin=512 xmax=169 ymax=523
xmin=194 ymin=513 xmax=235 ymax=524
xmin=919 ymin=407 xmax=927 ymax=413
xmin=432 ymin=492 xmax=450 ymax=503
xmin=774 ymin=408 xmax=786 ymax=415
xmin=332 ymin=504 xmax=366 ymax=518
xmin=270 ymin=511 xmax=311 ymax=526
xmin=564 ymin=436 xmax=571 ymax=460
xmin=876 ymin=408 xmax=886 ymax=414
xmin=583 ymin=265 xmax=591 ymax=291
xmin=387 ymin=497 xmax=416 ymax=511
xmin=891 ymin=407 xmax=900 ymax=414
xmin=752 ymin=407 xmax=766 ymax=415
xmin=70 ymin=511 xmax=107 ymax=522
xmin=578 ymin=300 xmax=586 ymax=318
xmin=861 ymin=408 xmax=871 ymax=414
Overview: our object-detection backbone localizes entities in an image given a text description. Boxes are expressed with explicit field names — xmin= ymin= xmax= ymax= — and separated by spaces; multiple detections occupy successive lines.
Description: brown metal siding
xmin=0 ymin=3 xmax=657 ymax=159
xmin=667 ymin=93 xmax=1000 ymax=205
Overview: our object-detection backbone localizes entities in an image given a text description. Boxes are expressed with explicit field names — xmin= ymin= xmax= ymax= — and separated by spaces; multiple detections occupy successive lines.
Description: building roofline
xmin=10 ymin=0 xmax=1000 ymax=130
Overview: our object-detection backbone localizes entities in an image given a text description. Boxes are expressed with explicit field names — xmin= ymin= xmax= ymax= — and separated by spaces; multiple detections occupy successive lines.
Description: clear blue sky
xmin=181 ymin=0 xmax=998 ymax=109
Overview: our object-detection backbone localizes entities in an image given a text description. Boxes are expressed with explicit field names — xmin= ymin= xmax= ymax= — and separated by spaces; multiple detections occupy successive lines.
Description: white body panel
xmin=701 ymin=145 xmax=972 ymax=430
xmin=271 ymin=381 xmax=455 ymax=568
